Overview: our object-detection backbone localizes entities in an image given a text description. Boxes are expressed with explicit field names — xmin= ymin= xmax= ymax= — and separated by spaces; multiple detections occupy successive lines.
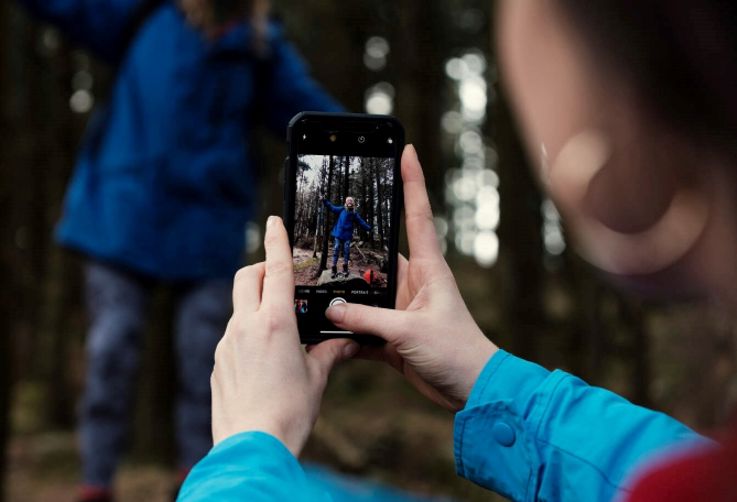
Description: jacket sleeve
xmin=356 ymin=213 xmax=371 ymax=232
xmin=177 ymin=431 xmax=332 ymax=502
xmin=18 ymin=0 xmax=149 ymax=63
xmin=262 ymin=24 xmax=344 ymax=135
xmin=323 ymin=199 xmax=343 ymax=214
xmin=454 ymin=350 xmax=712 ymax=502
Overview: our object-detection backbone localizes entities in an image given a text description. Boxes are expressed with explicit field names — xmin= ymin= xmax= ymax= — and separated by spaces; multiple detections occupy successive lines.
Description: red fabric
xmin=627 ymin=422 xmax=737 ymax=502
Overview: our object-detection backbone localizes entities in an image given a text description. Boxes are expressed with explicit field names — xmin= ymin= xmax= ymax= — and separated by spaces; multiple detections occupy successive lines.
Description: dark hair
xmin=557 ymin=1 xmax=737 ymax=156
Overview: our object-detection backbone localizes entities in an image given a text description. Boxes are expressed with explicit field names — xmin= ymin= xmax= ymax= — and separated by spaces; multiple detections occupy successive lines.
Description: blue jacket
xmin=324 ymin=199 xmax=371 ymax=242
xmin=177 ymin=350 xmax=710 ymax=501
xmin=22 ymin=0 xmax=342 ymax=279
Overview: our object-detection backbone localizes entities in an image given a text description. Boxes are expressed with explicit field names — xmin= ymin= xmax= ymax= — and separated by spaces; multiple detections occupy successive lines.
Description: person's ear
xmin=548 ymin=129 xmax=710 ymax=276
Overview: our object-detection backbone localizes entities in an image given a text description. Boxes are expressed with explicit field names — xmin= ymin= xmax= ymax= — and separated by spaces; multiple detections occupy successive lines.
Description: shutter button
xmin=492 ymin=422 xmax=516 ymax=447
xmin=329 ymin=297 xmax=347 ymax=307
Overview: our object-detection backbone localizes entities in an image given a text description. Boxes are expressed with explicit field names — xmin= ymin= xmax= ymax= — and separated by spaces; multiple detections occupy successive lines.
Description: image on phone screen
xmin=292 ymin=154 xmax=394 ymax=289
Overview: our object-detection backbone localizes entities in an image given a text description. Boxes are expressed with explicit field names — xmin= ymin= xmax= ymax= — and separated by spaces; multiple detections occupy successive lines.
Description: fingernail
xmin=325 ymin=304 xmax=346 ymax=323
xmin=266 ymin=215 xmax=276 ymax=228
xmin=343 ymin=342 xmax=359 ymax=358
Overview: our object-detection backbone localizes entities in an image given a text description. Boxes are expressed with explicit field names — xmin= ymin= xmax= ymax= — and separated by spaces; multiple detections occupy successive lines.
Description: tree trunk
xmin=318 ymin=155 xmax=335 ymax=274
xmin=312 ymin=157 xmax=328 ymax=257
xmin=368 ymin=159 xmax=375 ymax=245
xmin=494 ymin=89 xmax=545 ymax=360
xmin=343 ymin=155 xmax=350 ymax=203
xmin=375 ymin=160 xmax=385 ymax=249
xmin=0 ymin=5 xmax=14 ymax=498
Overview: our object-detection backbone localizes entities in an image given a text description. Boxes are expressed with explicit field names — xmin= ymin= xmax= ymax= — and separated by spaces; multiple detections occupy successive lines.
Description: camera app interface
xmin=292 ymin=154 xmax=395 ymax=333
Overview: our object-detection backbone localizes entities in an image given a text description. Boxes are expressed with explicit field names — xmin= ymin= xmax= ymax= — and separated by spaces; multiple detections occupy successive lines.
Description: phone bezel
xmin=284 ymin=112 xmax=405 ymax=344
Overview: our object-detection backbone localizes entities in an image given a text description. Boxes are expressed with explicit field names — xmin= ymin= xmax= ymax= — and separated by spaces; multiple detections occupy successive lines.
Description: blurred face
xmin=345 ymin=197 xmax=355 ymax=209
xmin=496 ymin=0 xmax=737 ymax=301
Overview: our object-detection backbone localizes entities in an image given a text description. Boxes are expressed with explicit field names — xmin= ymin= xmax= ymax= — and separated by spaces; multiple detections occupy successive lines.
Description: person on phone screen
xmin=18 ymin=0 xmax=341 ymax=500
xmin=323 ymin=196 xmax=371 ymax=278
xmin=180 ymin=0 xmax=737 ymax=501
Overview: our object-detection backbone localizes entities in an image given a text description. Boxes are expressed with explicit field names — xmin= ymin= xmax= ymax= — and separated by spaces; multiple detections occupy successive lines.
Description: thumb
xmin=325 ymin=303 xmax=408 ymax=343
xmin=308 ymin=338 xmax=359 ymax=376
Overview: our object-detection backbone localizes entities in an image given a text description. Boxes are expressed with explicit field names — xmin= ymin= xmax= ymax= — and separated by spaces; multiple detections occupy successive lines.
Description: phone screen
xmin=285 ymin=113 xmax=403 ymax=343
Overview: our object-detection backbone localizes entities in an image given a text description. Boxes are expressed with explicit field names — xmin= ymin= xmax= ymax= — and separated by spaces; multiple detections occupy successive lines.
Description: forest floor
xmin=5 ymin=362 xmax=501 ymax=502
xmin=294 ymin=243 xmax=388 ymax=287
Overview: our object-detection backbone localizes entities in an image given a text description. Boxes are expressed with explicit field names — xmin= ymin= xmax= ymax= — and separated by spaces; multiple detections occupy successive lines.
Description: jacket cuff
xmin=454 ymin=349 xmax=560 ymax=501
xmin=178 ymin=431 xmax=310 ymax=500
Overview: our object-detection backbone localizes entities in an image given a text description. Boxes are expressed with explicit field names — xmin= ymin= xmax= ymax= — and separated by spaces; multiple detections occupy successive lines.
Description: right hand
xmin=326 ymin=145 xmax=498 ymax=411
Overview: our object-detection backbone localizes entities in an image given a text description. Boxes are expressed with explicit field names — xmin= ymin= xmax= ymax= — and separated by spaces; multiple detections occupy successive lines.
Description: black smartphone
xmin=284 ymin=112 xmax=404 ymax=344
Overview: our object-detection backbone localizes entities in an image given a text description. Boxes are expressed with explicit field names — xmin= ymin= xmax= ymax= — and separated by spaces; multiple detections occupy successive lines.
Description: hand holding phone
xmin=325 ymin=146 xmax=498 ymax=411
xmin=211 ymin=216 xmax=359 ymax=457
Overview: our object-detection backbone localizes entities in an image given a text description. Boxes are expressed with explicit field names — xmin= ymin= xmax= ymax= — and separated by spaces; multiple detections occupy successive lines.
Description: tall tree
xmin=493 ymin=89 xmax=544 ymax=360
xmin=367 ymin=159 xmax=375 ymax=245
xmin=343 ymin=155 xmax=350 ymax=203
xmin=318 ymin=155 xmax=335 ymax=274
xmin=375 ymin=158 xmax=385 ymax=249
xmin=0 ymin=4 xmax=14 ymax=498
xmin=313 ymin=156 xmax=329 ymax=258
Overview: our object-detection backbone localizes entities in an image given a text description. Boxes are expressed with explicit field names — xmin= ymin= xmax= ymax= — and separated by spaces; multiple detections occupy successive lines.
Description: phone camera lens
xmin=358 ymin=135 xmax=366 ymax=144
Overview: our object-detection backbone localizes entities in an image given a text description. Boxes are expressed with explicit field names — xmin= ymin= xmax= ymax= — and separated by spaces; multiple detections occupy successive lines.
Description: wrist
xmin=456 ymin=338 xmax=498 ymax=409
xmin=214 ymin=418 xmax=305 ymax=457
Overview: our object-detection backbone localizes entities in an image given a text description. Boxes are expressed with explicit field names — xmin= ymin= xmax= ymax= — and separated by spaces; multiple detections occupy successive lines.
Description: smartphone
xmin=284 ymin=112 xmax=404 ymax=344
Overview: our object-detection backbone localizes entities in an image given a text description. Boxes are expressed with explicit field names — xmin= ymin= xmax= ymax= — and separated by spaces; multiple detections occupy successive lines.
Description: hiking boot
xmin=331 ymin=265 xmax=338 ymax=279
xmin=342 ymin=264 xmax=349 ymax=276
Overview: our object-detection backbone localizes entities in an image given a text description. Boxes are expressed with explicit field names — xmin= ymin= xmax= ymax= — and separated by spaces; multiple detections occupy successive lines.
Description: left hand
xmin=211 ymin=216 xmax=359 ymax=456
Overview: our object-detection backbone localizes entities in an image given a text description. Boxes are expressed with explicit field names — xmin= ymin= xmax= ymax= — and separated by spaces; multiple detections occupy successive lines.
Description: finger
xmin=395 ymin=254 xmax=411 ymax=309
xmin=402 ymin=145 xmax=442 ymax=261
xmin=397 ymin=253 xmax=408 ymax=281
xmin=308 ymin=339 xmax=360 ymax=377
xmin=325 ymin=303 xmax=407 ymax=343
xmin=232 ymin=263 xmax=266 ymax=312
xmin=261 ymin=216 xmax=295 ymax=311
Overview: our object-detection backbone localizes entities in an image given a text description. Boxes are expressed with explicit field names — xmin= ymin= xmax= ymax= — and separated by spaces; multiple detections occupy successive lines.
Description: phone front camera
xmin=358 ymin=135 xmax=366 ymax=144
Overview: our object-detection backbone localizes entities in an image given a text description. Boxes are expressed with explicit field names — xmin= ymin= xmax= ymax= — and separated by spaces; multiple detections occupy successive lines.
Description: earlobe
xmin=549 ymin=129 xmax=710 ymax=276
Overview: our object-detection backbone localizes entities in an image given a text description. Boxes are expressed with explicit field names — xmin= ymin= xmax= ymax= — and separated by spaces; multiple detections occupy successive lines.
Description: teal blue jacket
xmin=178 ymin=350 xmax=707 ymax=501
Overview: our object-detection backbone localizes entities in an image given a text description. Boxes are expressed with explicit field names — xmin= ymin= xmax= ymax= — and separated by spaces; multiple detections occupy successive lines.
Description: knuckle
xmin=233 ymin=265 xmax=255 ymax=284
xmin=406 ymin=208 xmax=434 ymax=227
xmin=261 ymin=305 xmax=291 ymax=332
xmin=343 ymin=305 xmax=364 ymax=326
xmin=213 ymin=338 xmax=227 ymax=365
xmin=312 ymin=360 xmax=329 ymax=382
xmin=264 ymin=227 xmax=282 ymax=248
xmin=265 ymin=259 xmax=292 ymax=278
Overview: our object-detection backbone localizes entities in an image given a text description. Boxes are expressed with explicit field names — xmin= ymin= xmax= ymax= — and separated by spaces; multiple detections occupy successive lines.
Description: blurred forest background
xmin=1 ymin=1 xmax=737 ymax=501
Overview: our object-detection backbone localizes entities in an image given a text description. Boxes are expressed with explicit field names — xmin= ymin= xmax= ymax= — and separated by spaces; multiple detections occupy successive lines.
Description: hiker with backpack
xmin=323 ymin=196 xmax=371 ymax=278
xmin=18 ymin=0 xmax=341 ymax=500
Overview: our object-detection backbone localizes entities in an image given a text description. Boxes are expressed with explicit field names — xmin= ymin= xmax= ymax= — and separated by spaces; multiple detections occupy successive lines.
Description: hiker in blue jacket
xmin=323 ymin=196 xmax=371 ymax=278
xmin=178 ymin=146 xmax=710 ymax=502
xmin=19 ymin=0 xmax=341 ymax=499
